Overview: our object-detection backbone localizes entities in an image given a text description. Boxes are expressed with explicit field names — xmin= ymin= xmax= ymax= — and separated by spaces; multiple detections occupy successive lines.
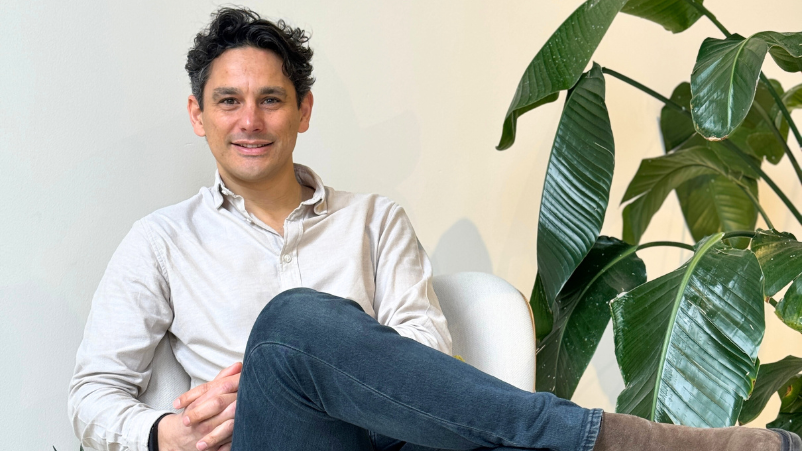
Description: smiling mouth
xmin=234 ymin=143 xmax=271 ymax=148
xmin=232 ymin=142 xmax=273 ymax=155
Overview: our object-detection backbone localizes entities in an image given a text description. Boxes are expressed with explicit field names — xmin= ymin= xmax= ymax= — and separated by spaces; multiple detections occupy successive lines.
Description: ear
xmin=187 ymin=95 xmax=206 ymax=137
xmin=297 ymin=91 xmax=314 ymax=134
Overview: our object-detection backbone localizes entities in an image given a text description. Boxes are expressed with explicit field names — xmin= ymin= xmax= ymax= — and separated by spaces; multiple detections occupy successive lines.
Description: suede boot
xmin=593 ymin=412 xmax=801 ymax=451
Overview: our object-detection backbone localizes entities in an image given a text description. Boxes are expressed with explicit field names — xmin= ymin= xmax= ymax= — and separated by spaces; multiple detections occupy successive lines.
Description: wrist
xmin=157 ymin=414 xmax=182 ymax=451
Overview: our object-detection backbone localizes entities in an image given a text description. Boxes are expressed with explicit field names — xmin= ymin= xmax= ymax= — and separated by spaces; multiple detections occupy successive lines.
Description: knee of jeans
xmin=248 ymin=288 xmax=363 ymax=345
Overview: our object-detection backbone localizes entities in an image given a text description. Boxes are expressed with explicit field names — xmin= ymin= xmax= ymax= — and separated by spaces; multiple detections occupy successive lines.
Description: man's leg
xmin=230 ymin=288 xmax=601 ymax=451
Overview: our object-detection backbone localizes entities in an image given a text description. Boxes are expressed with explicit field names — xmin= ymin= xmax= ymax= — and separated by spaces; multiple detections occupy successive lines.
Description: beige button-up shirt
xmin=68 ymin=164 xmax=452 ymax=451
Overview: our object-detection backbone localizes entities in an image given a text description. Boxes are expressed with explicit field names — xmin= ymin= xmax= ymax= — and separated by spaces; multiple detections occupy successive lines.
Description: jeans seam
xmin=579 ymin=408 xmax=603 ymax=451
xmin=247 ymin=340 xmax=527 ymax=448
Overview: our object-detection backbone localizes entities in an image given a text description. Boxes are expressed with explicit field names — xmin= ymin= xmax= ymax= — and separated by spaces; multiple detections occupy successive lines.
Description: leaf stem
xmin=602 ymin=67 xmax=688 ymax=114
xmin=720 ymin=140 xmax=802 ymax=225
xmin=759 ymin=72 xmax=802 ymax=152
xmin=600 ymin=66 xmax=800 ymax=226
xmin=751 ymin=98 xmax=802 ymax=185
xmin=722 ymin=231 xmax=757 ymax=240
xmin=734 ymin=181 xmax=775 ymax=229
xmin=637 ymin=241 xmax=695 ymax=252
xmin=681 ymin=0 xmax=731 ymax=36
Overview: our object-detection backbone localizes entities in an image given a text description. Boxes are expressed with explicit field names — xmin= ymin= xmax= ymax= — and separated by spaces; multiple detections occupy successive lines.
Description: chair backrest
xmin=432 ymin=272 xmax=535 ymax=391
xmin=138 ymin=271 xmax=536 ymax=412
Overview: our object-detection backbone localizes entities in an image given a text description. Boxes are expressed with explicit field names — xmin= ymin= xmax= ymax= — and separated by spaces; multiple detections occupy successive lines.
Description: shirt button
xmin=282 ymin=254 xmax=292 ymax=263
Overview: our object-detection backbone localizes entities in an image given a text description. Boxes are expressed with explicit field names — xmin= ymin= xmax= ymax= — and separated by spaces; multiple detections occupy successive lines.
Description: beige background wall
xmin=1 ymin=0 xmax=800 ymax=448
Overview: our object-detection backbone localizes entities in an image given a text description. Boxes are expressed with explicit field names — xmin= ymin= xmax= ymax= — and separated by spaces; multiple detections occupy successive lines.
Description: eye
xmin=262 ymin=97 xmax=280 ymax=105
xmin=219 ymin=97 xmax=238 ymax=105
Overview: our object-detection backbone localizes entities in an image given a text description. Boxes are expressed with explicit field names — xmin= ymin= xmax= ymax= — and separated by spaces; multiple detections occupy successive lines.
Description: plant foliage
xmin=499 ymin=0 xmax=802 ymax=432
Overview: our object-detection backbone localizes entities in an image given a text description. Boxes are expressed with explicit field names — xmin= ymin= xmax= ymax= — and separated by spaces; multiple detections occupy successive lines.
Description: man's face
xmin=188 ymin=46 xmax=313 ymax=186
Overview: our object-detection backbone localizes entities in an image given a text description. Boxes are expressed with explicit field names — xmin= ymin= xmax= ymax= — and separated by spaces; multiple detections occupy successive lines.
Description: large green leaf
xmin=621 ymin=0 xmax=704 ymax=34
xmin=496 ymin=0 xmax=627 ymax=150
xmin=728 ymin=79 xmax=788 ymax=165
xmin=768 ymin=413 xmax=802 ymax=435
xmin=612 ymin=234 xmax=765 ymax=426
xmin=621 ymin=145 xmax=757 ymax=244
xmin=537 ymin=63 xmax=615 ymax=303
xmin=690 ymin=32 xmax=802 ymax=140
xmin=660 ymin=82 xmax=697 ymax=153
xmin=770 ymin=44 xmax=802 ymax=73
xmin=660 ymin=80 xmax=786 ymax=162
xmin=740 ymin=356 xmax=802 ymax=425
xmin=768 ymin=375 xmax=802 ymax=434
xmin=536 ymin=237 xmax=646 ymax=399
xmin=776 ymin=278 xmax=802 ymax=332
xmin=656 ymin=81 xmax=783 ymax=248
xmin=675 ymin=174 xmax=758 ymax=247
xmin=751 ymin=229 xmax=802 ymax=330
xmin=750 ymin=229 xmax=802 ymax=296
xmin=780 ymin=375 xmax=802 ymax=413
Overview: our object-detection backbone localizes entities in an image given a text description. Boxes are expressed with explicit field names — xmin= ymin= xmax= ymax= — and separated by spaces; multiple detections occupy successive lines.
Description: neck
xmin=218 ymin=164 xmax=313 ymax=233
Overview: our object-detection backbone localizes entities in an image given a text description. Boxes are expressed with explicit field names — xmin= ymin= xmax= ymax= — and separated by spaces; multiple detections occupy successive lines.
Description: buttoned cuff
xmin=127 ymin=409 xmax=174 ymax=451
xmin=148 ymin=413 xmax=172 ymax=451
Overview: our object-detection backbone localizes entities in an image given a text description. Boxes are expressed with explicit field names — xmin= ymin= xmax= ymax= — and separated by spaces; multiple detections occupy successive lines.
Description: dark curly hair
xmin=186 ymin=7 xmax=315 ymax=110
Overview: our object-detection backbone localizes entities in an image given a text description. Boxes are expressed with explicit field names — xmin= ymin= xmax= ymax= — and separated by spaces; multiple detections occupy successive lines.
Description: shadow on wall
xmin=431 ymin=218 xmax=493 ymax=276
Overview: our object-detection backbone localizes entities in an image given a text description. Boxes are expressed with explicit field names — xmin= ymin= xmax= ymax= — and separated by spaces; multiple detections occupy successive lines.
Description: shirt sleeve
xmin=372 ymin=204 xmax=453 ymax=355
xmin=68 ymin=219 xmax=175 ymax=451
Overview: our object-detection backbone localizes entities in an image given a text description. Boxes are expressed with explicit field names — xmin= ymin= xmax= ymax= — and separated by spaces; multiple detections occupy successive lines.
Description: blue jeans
xmin=231 ymin=288 xmax=602 ymax=451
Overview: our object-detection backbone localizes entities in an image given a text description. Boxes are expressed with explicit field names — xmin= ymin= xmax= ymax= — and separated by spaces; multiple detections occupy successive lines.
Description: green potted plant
xmin=498 ymin=0 xmax=802 ymax=431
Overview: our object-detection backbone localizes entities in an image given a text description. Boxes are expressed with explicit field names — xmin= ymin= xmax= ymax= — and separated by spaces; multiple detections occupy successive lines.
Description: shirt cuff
xmin=148 ymin=413 xmax=172 ymax=451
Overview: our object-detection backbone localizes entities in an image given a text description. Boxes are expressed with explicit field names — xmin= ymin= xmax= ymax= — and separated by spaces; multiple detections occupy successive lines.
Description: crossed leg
xmin=230 ymin=288 xmax=601 ymax=451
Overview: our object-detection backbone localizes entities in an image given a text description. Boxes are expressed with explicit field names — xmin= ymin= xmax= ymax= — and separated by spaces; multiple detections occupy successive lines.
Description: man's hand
xmin=158 ymin=362 xmax=242 ymax=451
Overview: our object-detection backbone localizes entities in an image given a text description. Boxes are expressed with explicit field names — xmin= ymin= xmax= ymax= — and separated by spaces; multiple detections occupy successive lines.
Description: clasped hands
xmin=158 ymin=362 xmax=242 ymax=451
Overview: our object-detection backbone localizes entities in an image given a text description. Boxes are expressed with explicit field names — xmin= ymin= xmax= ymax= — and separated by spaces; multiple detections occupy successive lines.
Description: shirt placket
xmin=278 ymin=212 xmax=303 ymax=290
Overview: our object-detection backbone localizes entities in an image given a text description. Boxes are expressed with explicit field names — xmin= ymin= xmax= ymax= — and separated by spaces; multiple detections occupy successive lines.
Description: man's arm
xmin=69 ymin=220 xmax=175 ymax=451
xmin=372 ymin=203 xmax=453 ymax=354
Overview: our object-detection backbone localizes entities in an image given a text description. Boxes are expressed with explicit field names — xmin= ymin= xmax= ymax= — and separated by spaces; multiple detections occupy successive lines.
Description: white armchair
xmin=138 ymin=272 xmax=536 ymax=412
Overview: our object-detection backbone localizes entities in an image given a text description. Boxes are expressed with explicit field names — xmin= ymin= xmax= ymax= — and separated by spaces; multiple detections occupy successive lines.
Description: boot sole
xmin=771 ymin=429 xmax=802 ymax=451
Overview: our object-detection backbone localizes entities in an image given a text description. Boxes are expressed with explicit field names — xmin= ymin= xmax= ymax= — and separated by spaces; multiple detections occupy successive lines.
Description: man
xmin=69 ymin=7 xmax=800 ymax=451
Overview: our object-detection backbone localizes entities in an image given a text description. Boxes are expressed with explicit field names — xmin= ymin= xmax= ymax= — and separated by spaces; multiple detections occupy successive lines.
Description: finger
xmin=196 ymin=418 xmax=234 ymax=451
xmin=184 ymin=393 xmax=237 ymax=425
xmin=175 ymin=372 xmax=240 ymax=409
xmin=188 ymin=373 xmax=240 ymax=411
xmin=216 ymin=444 xmax=232 ymax=451
xmin=213 ymin=362 xmax=242 ymax=380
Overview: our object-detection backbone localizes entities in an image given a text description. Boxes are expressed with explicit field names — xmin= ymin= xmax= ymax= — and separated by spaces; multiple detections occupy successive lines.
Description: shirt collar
xmin=211 ymin=163 xmax=328 ymax=216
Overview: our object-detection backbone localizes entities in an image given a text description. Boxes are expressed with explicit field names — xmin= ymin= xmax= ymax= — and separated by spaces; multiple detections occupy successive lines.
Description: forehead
xmin=205 ymin=46 xmax=292 ymax=90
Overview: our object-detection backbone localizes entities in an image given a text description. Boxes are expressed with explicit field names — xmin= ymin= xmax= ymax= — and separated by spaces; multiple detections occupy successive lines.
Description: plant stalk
xmin=720 ymin=140 xmax=802 ymax=225
xmin=751 ymin=99 xmax=802 ymax=185
xmin=637 ymin=241 xmax=695 ymax=252
xmin=735 ymin=182 xmax=775 ymax=229
xmin=681 ymin=0 xmax=731 ymax=36
xmin=601 ymin=67 xmax=687 ymax=113
xmin=602 ymin=66 xmax=800 ymax=226
xmin=759 ymin=72 xmax=802 ymax=151
xmin=721 ymin=231 xmax=757 ymax=240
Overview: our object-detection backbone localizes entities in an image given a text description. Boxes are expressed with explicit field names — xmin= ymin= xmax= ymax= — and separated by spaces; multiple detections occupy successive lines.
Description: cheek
xmin=274 ymin=115 xmax=301 ymax=136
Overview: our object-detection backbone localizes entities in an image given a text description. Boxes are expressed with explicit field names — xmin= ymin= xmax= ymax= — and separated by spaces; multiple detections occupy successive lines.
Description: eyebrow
xmin=210 ymin=86 xmax=288 ymax=100
xmin=211 ymin=87 xmax=241 ymax=99
xmin=258 ymin=86 xmax=287 ymax=97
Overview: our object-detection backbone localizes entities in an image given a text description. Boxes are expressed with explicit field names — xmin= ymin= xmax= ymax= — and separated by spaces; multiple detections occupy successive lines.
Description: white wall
xmin=1 ymin=1 xmax=801 ymax=448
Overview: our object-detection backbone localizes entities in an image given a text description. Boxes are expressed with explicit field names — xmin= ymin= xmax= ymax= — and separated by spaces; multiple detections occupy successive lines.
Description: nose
xmin=239 ymin=101 xmax=265 ymax=133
